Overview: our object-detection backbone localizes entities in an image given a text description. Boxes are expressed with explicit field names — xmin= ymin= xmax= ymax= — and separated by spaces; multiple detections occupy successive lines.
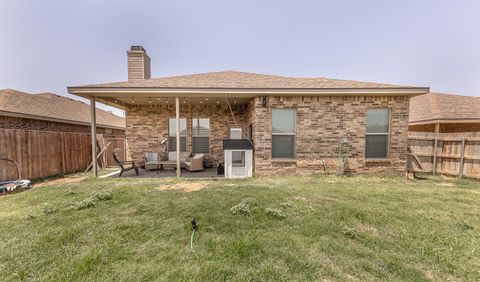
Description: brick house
xmin=409 ymin=92 xmax=480 ymax=133
xmin=0 ymin=89 xmax=125 ymax=135
xmin=68 ymin=46 xmax=429 ymax=176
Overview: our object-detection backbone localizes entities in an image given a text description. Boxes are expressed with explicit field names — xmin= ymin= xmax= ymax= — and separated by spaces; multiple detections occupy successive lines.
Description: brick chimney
xmin=127 ymin=46 xmax=151 ymax=81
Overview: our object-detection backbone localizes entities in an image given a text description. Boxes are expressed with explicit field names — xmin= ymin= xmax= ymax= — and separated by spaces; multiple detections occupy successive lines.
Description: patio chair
xmin=113 ymin=152 xmax=139 ymax=177
xmin=185 ymin=154 xmax=205 ymax=172
xmin=144 ymin=152 xmax=159 ymax=171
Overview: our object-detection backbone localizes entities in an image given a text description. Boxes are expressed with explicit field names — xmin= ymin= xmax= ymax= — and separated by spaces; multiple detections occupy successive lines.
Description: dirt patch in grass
xmin=158 ymin=181 xmax=209 ymax=192
xmin=436 ymin=182 xmax=454 ymax=187
xmin=34 ymin=176 xmax=85 ymax=188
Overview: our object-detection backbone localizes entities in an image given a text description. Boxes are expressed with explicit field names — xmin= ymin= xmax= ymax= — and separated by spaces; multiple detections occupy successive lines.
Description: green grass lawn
xmin=1 ymin=174 xmax=479 ymax=281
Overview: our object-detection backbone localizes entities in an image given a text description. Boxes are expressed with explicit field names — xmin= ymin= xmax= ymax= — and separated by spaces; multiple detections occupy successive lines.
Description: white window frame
xmin=271 ymin=108 xmax=296 ymax=159
xmin=365 ymin=109 xmax=390 ymax=159
xmin=192 ymin=118 xmax=210 ymax=154
xmin=168 ymin=117 xmax=187 ymax=152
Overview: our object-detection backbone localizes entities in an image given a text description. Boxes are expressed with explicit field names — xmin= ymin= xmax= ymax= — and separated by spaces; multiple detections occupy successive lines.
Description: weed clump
xmin=279 ymin=201 xmax=296 ymax=209
xmin=23 ymin=214 xmax=37 ymax=220
xmin=43 ymin=205 xmax=58 ymax=215
xmin=90 ymin=191 xmax=113 ymax=201
xmin=459 ymin=220 xmax=474 ymax=230
xmin=76 ymin=191 xmax=112 ymax=210
xmin=231 ymin=198 xmax=257 ymax=216
xmin=76 ymin=198 xmax=97 ymax=210
xmin=342 ymin=226 xmax=359 ymax=239
xmin=265 ymin=207 xmax=287 ymax=219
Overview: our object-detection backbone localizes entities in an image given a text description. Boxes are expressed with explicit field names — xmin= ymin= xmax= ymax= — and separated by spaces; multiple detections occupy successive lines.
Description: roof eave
xmin=409 ymin=118 xmax=480 ymax=125
xmin=68 ymin=86 xmax=430 ymax=97
xmin=0 ymin=110 xmax=125 ymax=131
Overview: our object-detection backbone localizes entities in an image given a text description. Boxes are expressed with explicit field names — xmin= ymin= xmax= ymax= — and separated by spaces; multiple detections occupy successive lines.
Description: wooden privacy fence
xmin=102 ymin=137 xmax=126 ymax=167
xmin=408 ymin=132 xmax=480 ymax=179
xmin=0 ymin=128 xmax=92 ymax=181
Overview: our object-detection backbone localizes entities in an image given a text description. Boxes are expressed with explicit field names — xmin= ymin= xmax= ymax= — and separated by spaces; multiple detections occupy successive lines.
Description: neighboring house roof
xmin=0 ymin=89 xmax=125 ymax=129
xmin=409 ymin=92 xmax=480 ymax=124
xmin=75 ymin=70 xmax=421 ymax=89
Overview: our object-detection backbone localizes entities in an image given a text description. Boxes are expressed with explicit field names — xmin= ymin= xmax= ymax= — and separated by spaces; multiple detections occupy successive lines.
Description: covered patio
xmin=68 ymin=84 xmax=256 ymax=178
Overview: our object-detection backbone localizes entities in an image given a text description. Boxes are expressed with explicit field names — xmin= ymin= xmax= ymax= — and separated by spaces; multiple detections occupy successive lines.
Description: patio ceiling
xmin=94 ymin=95 xmax=253 ymax=109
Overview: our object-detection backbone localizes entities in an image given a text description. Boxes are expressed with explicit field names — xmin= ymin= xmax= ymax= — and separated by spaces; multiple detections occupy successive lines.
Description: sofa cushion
xmin=144 ymin=152 xmax=159 ymax=163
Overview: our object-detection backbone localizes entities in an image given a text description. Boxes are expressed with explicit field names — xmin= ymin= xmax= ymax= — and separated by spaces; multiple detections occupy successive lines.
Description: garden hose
xmin=190 ymin=229 xmax=196 ymax=251
xmin=338 ymin=138 xmax=350 ymax=175
xmin=190 ymin=217 xmax=197 ymax=251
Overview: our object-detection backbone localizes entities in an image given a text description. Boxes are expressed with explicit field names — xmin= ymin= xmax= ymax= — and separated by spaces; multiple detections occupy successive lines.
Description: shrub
xmin=265 ymin=208 xmax=287 ymax=219
xmin=231 ymin=198 xmax=257 ymax=216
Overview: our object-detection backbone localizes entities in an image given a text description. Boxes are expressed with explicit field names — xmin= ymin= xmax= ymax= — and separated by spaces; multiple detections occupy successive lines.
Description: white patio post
xmin=175 ymin=97 xmax=181 ymax=177
xmin=90 ymin=97 xmax=98 ymax=177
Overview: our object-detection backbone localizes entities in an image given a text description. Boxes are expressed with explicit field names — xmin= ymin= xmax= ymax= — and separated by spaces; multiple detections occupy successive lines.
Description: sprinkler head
xmin=191 ymin=217 xmax=197 ymax=230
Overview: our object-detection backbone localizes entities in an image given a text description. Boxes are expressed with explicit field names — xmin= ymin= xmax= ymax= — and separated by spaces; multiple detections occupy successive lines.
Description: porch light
xmin=216 ymin=100 xmax=219 ymax=104
xmin=149 ymin=98 xmax=152 ymax=104
xmin=131 ymin=97 xmax=135 ymax=103
xmin=114 ymin=99 xmax=117 ymax=103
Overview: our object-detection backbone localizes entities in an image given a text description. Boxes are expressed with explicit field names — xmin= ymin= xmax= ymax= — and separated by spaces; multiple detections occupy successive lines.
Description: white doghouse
xmin=223 ymin=139 xmax=254 ymax=178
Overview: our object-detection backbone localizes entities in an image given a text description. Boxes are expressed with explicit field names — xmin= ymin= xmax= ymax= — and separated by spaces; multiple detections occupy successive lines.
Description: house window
xmin=272 ymin=109 xmax=296 ymax=159
xmin=192 ymin=118 xmax=210 ymax=153
xmin=168 ymin=117 xmax=187 ymax=151
xmin=365 ymin=109 xmax=390 ymax=158
xmin=232 ymin=151 xmax=245 ymax=167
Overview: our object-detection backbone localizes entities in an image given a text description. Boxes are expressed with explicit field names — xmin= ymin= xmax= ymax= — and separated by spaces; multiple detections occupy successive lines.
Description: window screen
xmin=192 ymin=118 xmax=210 ymax=153
xmin=365 ymin=109 xmax=389 ymax=158
xmin=272 ymin=109 xmax=295 ymax=158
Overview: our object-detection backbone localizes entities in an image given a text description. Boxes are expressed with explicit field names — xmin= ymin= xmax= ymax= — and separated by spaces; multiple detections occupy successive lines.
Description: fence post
xmin=433 ymin=137 xmax=438 ymax=175
xmin=459 ymin=137 xmax=465 ymax=178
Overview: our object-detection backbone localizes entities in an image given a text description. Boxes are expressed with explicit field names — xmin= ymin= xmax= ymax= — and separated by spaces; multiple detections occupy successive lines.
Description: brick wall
xmin=250 ymin=95 xmax=410 ymax=175
xmin=124 ymin=95 xmax=410 ymax=175
xmin=0 ymin=115 xmax=125 ymax=135
xmin=125 ymin=103 xmax=250 ymax=164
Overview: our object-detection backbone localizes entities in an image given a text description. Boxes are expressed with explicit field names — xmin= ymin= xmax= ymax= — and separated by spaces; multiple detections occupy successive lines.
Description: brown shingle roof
xmin=75 ymin=70 xmax=419 ymax=89
xmin=0 ymin=89 xmax=125 ymax=129
xmin=409 ymin=92 xmax=480 ymax=123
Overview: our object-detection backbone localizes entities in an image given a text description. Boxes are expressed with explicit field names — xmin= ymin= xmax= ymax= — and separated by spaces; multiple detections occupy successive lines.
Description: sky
xmin=1 ymin=0 xmax=479 ymax=116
